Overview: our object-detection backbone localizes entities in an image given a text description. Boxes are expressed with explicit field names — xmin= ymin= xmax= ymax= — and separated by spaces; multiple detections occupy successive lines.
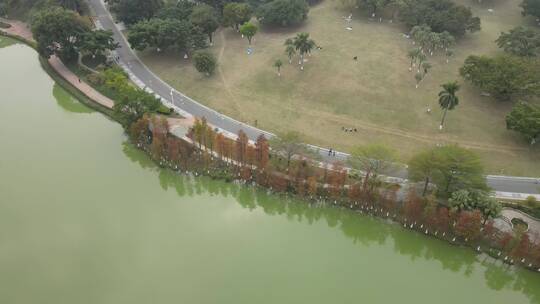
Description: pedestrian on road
xmin=78 ymin=78 xmax=81 ymax=83
xmin=333 ymin=151 xmax=336 ymax=157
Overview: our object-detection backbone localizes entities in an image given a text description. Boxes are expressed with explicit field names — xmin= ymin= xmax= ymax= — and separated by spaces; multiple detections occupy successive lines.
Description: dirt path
xmin=0 ymin=18 xmax=114 ymax=109
xmin=216 ymin=29 xmax=243 ymax=118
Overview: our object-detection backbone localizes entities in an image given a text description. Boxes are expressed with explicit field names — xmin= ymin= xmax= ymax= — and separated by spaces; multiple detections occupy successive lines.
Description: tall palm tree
xmin=292 ymin=32 xmax=316 ymax=71
xmin=284 ymin=38 xmax=296 ymax=64
xmin=438 ymin=81 xmax=460 ymax=130
xmin=407 ymin=48 xmax=421 ymax=71
xmin=416 ymin=52 xmax=426 ymax=73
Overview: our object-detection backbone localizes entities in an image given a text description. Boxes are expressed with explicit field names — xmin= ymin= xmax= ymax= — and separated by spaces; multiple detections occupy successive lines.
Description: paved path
xmin=501 ymin=208 xmax=540 ymax=238
xmin=0 ymin=18 xmax=115 ymax=109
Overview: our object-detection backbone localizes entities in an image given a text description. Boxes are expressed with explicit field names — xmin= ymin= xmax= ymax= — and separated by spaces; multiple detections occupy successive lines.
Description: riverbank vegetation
xmin=124 ymin=113 xmax=540 ymax=272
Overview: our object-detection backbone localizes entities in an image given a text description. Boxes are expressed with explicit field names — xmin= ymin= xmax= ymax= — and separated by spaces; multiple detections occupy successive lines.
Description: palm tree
xmin=274 ymin=59 xmax=283 ymax=76
xmin=421 ymin=62 xmax=432 ymax=78
xmin=284 ymin=38 xmax=296 ymax=64
xmin=407 ymin=48 xmax=421 ymax=71
xmin=292 ymin=32 xmax=316 ymax=71
xmin=438 ymin=81 xmax=460 ymax=130
xmin=416 ymin=52 xmax=426 ymax=73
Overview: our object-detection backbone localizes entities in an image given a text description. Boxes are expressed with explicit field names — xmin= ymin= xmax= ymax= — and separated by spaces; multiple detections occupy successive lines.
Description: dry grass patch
xmin=139 ymin=0 xmax=540 ymax=176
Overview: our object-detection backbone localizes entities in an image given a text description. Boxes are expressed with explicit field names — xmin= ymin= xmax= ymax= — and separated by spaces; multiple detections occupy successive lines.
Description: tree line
xmin=126 ymin=113 xmax=540 ymax=272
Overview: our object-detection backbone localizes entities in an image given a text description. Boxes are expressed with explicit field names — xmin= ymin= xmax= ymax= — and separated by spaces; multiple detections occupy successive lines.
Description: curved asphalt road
xmin=87 ymin=0 xmax=540 ymax=198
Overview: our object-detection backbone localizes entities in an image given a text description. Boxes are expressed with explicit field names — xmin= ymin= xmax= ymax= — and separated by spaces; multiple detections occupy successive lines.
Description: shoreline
xmin=2 ymin=32 xmax=540 ymax=274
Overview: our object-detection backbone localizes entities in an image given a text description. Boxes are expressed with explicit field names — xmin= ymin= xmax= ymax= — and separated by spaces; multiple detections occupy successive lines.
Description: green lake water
xmin=1 ymin=39 xmax=539 ymax=304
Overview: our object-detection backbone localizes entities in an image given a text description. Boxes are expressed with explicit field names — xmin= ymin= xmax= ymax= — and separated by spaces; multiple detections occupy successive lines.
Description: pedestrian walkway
xmin=501 ymin=208 xmax=540 ymax=238
xmin=0 ymin=18 xmax=114 ymax=109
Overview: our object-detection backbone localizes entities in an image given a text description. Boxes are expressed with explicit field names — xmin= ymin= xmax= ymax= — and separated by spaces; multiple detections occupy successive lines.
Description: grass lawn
xmin=139 ymin=0 xmax=540 ymax=176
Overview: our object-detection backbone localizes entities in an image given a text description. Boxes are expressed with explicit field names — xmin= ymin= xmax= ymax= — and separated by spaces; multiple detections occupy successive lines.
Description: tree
xmin=359 ymin=0 xmax=391 ymax=17
xmin=128 ymin=18 xmax=205 ymax=52
xmin=408 ymin=148 xmax=438 ymax=196
xmin=399 ymin=0 xmax=480 ymax=36
xmin=80 ymin=30 xmax=119 ymax=58
xmin=190 ymin=4 xmax=219 ymax=43
xmin=239 ymin=22 xmax=258 ymax=45
xmin=113 ymin=88 xmax=162 ymax=126
xmin=403 ymin=190 xmax=425 ymax=222
xmin=256 ymin=0 xmax=309 ymax=27
xmin=407 ymin=48 xmax=421 ymax=71
xmin=421 ymin=62 xmax=432 ymax=77
xmin=193 ymin=51 xmax=217 ymax=76
xmin=284 ymin=38 xmax=296 ymax=63
xmin=235 ymin=130 xmax=249 ymax=165
xmin=460 ymin=54 xmax=540 ymax=101
xmin=349 ymin=144 xmax=396 ymax=193
xmin=496 ymin=26 xmax=540 ymax=57
xmin=270 ymin=131 xmax=305 ymax=171
xmin=438 ymin=81 xmax=460 ymax=130
xmin=292 ymin=32 xmax=316 ymax=70
xmin=31 ymin=6 xmax=90 ymax=60
xmin=110 ymin=0 xmax=164 ymax=25
xmin=429 ymin=145 xmax=487 ymax=198
xmin=454 ymin=210 xmax=483 ymax=241
xmin=223 ymin=2 xmax=252 ymax=30
xmin=274 ymin=59 xmax=283 ymax=76
xmin=448 ymin=189 xmax=501 ymax=224
xmin=156 ymin=1 xmax=195 ymax=20
xmin=255 ymin=134 xmax=270 ymax=169
xmin=521 ymin=0 xmax=540 ymax=20
xmin=506 ymin=102 xmax=540 ymax=145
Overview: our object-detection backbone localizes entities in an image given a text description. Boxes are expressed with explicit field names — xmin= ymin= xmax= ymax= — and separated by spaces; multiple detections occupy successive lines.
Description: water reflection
xmin=122 ymin=139 xmax=540 ymax=303
xmin=0 ymin=36 xmax=16 ymax=49
xmin=53 ymin=84 xmax=94 ymax=114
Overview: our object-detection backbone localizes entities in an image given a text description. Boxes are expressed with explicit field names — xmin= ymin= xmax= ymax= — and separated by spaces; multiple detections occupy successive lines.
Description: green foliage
xmin=128 ymin=18 xmax=206 ymax=51
xmin=108 ymin=0 xmax=164 ymax=25
xmin=269 ymin=131 xmax=306 ymax=170
xmin=408 ymin=148 xmax=438 ymax=195
xmin=30 ymin=6 xmax=89 ymax=60
xmin=449 ymin=189 xmax=502 ymax=221
xmin=223 ymin=2 xmax=252 ymax=30
xmin=398 ymin=0 xmax=480 ymax=36
xmin=190 ymin=4 xmax=219 ymax=43
xmin=349 ymin=144 xmax=396 ymax=180
xmin=428 ymin=145 xmax=487 ymax=198
xmin=155 ymin=1 xmax=194 ymax=20
xmin=521 ymin=0 xmax=540 ymax=19
xmin=409 ymin=25 xmax=455 ymax=54
xmin=438 ymin=81 xmax=460 ymax=128
xmin=284 ymin=38 xmax=296 ymax=62
xmin=239 ymin=21 xmax=258 ymax=44
xmin=525 ymin=195 xmax=538 ymax=208
xmin=193 ymin=51 xmax=217 ymax=75
xmin=87 ymin=67 xmax=163 ymax=125
xmin=257 ymin=0 xmax=309 ymax=27
xmin=506 ymin=102 xmax=540 ymax=145
xmin=459 ymin=54 xmax=540 ymax=101
xmin=80 ymin=30 xmax=118 ymax=58
xmin=290 ymin=32 xmax=316 ymax=69
xmin=496 ymin=26 xmax=540 ymax=57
